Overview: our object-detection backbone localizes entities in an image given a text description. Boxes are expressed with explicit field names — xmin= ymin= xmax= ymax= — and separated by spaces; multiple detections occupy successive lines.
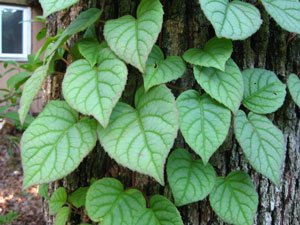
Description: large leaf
xmin=133 ymin=195 xmax=183 ymax=225
xmin=287 ymin=74 xmax=300 ymax=108
xmin=21 ymin=101 xmax=97 ymax=189
xmin=69 ymin=187 xmax=89 ymax=208
xmin=176 ymin=91 xmax=231 ymax=163
xmin=85 ymin=178 xmax=146 ymax=224
xmin=194 ymin=58 xmax=244 ymax=113
xmin=261 ymin=0 xmax=300 ymax=34
xmin=183 ymin=37 xmax=232 ymax=71
xmin=143 ymin=45 xmax=186 ymax=91
xmin=199 ymin=0 xmax=262 ymax=40
xmin=78 ymin=38 xmax=101 ymax=67
xmin=166 ymin=148 xmax=216 ymax=206
xmin=55 ymin=207 xmax=71 ymax=225
xmin=104 ymin=0 xmax=163 ymax=73
xmin=209 ymin=171 xmax=258 ymax=225
xmin=234 ymin=110 xmax=285 ymax=186
xmin=40 ymin=0 xmax=80 ymax=17
xmin=62 ymin=42 xmax=128 ymax=128
xmin=97 ymin=85 xmax=179 ymax=185
xmin=242 ymin=68 xmax=286 ymax=114
xmin=49 ymin=187 xmax=67 ymax=214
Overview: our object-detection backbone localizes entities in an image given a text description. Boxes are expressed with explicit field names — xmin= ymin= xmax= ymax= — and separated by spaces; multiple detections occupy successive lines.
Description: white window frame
xmin=0 ymin=5 xmax=31 ymax=61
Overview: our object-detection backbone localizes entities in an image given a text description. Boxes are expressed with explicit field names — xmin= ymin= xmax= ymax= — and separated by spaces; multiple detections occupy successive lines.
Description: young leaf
xmin=143 ymin=45 xmax=186 ymax=91
xmin=176 ymin=91 xmax=231 ymax=163
xmin=6 ymin=72 xmax=31 ymax=90
xmin=133 ymin=195 xmax=183 ymax=225
xmin=97 ymin=85 xmax=179 ymax=185
xmin=62 ymin=42 xmax=128 ymax=128
xmin=261 ymin=0 xmax=300 ymax=34
xmin=194 ymin=59 xmax=244 ymax=114
xmin=287 ymin=74 xmax=300 ymax=108
xmin=21 ymin=101 xmax=97 ymax=189
xmin=104 ymin=0 xmax=163 ymax=73
xmin=234 ymin=110 xmax=285 ymax=186
xmin=183 ymin=37 xmax=232 ymax=71
xmin=55 ymin=207 xmax=71 ymax=225
xmin=209 ymin=171 xmax=258 ymax=225
xmin=49 ymin=187 xmax=67 ymax=214
xmin=86 ymin=178 xmax=146 ymax=223
xmin=78 ymin=38 xmax=101 ymax=67
xmin=40 ymin=0 xmax=80 ymax=18
xmin=38 ymin=183 xmax=50 ymax=200
xmin=166 ymin=148 xmax=216 ymax=206
xmin=69 ymin=187 xmax=89 ymax=208
xmin=199 ymin=0 xmax=262 ymax=40
xmin=242 ymin=68 xmax=286 ymax=114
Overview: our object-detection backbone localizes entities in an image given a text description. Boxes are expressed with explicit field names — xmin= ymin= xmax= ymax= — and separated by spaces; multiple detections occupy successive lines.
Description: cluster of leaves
xmin=0 ymin=210 xmax=20 ymax=224
xmin=20 ymin=0 xmax=300 ymax=224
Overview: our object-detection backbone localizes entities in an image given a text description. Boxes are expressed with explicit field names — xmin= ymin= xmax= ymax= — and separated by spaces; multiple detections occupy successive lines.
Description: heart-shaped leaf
xmin=209 ymin=171 xmax=258 ymax=225
xmin=242 ymin=68 xmax=286 ymax=114
xmin=261 ymin=0 xmax=300 ymax=34
xmin=133 ymin=195 xmax=183 ymax=225
xmin=78 ymin=38 xmax=101 ymax=67
xmin=40 ymin=0 xmax=80 ymax=17
xmin=166 ymin=148 xmax=216 ymax=206
xmin=62 ymin=42 xmax=128 ymax=128
xmin=143 ymin=45 xmax=186 ymax=91
xmin=85 ymin=178 xmax=146 ymax=223
xmin=55 ymin=207 xmax=71 ymax=225
xmin=21 ymin=101 xmax=97 ymax=189
xmin=194 ymin=59 xmax=244 ymax=113
xmin=287 ymin=74 xmax=300 ymax=108
xmin=183 ymin=37 xmax=232 ymax=71
xmin=97 ymin=85 xmax=179 ymax=185
xmin=234 ymin=110 xmax=285 ymax=186
xmin=104 ymin=0 xmax=163 ymax=73
xmin=69 ymin=187 xmax=89 ymax=208
xmin=177 ymin=91 xmax=231 ymax=163
xmin=49 ymin=187 xmax=67 ymax=214
xmin=199 ymin=0 xmax=262 ymax=40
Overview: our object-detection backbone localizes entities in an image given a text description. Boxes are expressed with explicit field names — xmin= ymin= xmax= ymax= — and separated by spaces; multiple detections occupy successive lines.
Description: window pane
xmin=2 ymin=9 xmax=23 ymax=54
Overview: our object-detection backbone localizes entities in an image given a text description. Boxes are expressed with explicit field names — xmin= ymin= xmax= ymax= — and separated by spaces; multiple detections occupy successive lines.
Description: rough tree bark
xmin=42 ymin=0 xmax=300 ymax=224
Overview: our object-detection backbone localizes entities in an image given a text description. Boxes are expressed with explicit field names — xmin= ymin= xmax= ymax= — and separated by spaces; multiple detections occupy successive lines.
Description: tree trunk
xmin=42 ymin=0 xmax=300 ymax=224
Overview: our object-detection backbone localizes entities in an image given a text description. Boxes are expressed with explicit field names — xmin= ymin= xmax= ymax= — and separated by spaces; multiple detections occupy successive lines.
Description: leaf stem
xmin=166 ymin=84 xmax=186 ymax=91
xmin=66 ymin=202 xmax=90 ymax=223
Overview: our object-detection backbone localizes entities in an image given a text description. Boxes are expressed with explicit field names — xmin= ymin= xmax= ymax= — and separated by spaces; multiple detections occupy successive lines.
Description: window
xmin=0 ymin=5 xmax=31 ymax=61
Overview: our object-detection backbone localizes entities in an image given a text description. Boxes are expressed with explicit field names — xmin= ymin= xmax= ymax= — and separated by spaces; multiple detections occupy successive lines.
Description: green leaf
xmin=143 ymin=45 xmax=186 ymax=91
xmin=234 ymin=110 xmax=285 ymax=186
xmin=55 ymin=207 xmax=71 ymax=225
xmin=62 ymin=42 xmax=128 ymax=128
xmin=242 ymin=68 xmax=286 ymax=114
xmin=4 ymin=111 xmax=34 ymax=130
xmin=97 ymin=85 xmax=179 ymax=185
xmin=78 ymin=38 xmax=101 ymax=67
xmin=0 ymin=105 xmax=11 ymax=115
xmin=21 ymin=101 xmax=97 ymax=189
xmin=176 ymin=91 xmax=231 ymax=163
xmin=166 ymin=148 xmax=216 ymax=206
xmin=194 ymin=58 xmax=244 ymax=113
xmin=69 ymin=187 xmax=88 ymax=208
xmin=133 ymin=195 xmax=183 ymax=225
xmin=40 ymin=0 xmax=80 ymax=17
xmin=86 ymin=178 xmax=146 ymax=223
xmin=287 ymin=74 xmax=300 ymax=108
xmin=7 ymin=72 xmax=31 ymax=90
xmin=49 ymin=187 xmax=67 ymax=214
xmin=183 ymin=37 xmax=232 ymax=71
xmin=38 ymin=183 xmax=49 ymax=200
xmin=209 ymin=171 xmax=258 ymax=225
xmin=261 ymin=0 xmax=300 ymax=34
xmin=104 ymin=0 xmax=163 ymax=73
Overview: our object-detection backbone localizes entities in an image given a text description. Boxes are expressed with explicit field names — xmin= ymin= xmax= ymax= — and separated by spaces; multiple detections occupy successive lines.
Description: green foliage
xmin=40 ymin=0 xmax=80 ymax=18
xmin=38 ymin=183 xmax=50 ymax=200
xmin=287 ymin=74 xmax=300 ymax=108
xmin=69 ymin=187 xmax=88 ymax=208
xmin=55 ymin=207 xmax=71 ymax=225
xmin=49 ymin=187 xmax=67 ymax=214
xmin=0 ymin=211 xmax=20 ymax=224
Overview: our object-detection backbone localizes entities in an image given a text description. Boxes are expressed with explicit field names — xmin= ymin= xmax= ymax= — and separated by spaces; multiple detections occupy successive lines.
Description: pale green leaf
xmin=40 ymin=0 xmax=80 ymax=17
xmin=85 ymin=178 xmax=146 ymax=224
xmin=242 ymin=68 xmax=286 ymax=114
xmin=287 ymin=74 xmax=300 ymax=108
xmin=194 ymin=58 xmax=244 ymax=113
xmin=209 ymin=171 xmax=258 ymax=225
xmin=62 ymin=42 xmax=128 ymax=128
xmin=143 ymin=45 xmax=186 ymax=91
xmin=69 ymin=187 xmax=88 ymax=208
xmin=133 ymin=195 xmax=183 ymax=225
xmin=199 ymin=0 xmax=262 ymax=40
xmin=78 ymin=38 xmax=101 ymax=67
xmin=166 ymin=148 xmax=216 ymax=206
xmin=38 ymin=183 xmax=49 ymax=200
xmin=55 ymin=207 xmax=71 ymax=225
xmin=234 ymin=110 xmax=285 ymax=186
xmin=176 ymin=91 xmax=231 ymax=163
xmin=261 ymin=0 xmax=300 ymax=34
xmin=183 ymin=37 xmax=232 ymax=71
xmin=21 ymin=101 xmax=97 ymax=189
xmin=104 ymin=0 xmax=163 ymax=73
xmin=49 ymin=187 xmax=67 ymax=214
xmin=97 ymin=85 xmax=179 ymax=185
